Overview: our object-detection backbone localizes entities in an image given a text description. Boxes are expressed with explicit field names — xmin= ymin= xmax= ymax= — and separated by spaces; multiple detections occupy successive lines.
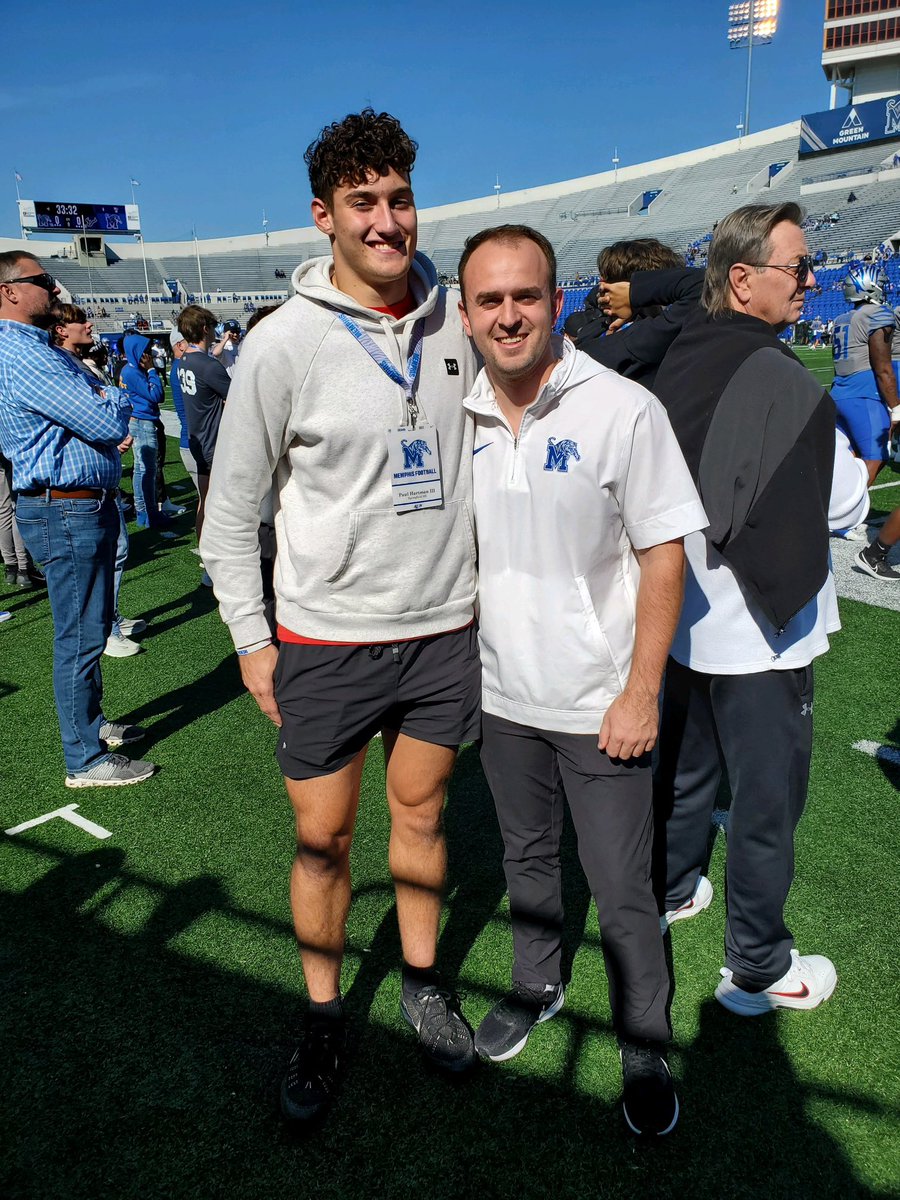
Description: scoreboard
xmin=18 ymin=200 xmax=141 ymax=234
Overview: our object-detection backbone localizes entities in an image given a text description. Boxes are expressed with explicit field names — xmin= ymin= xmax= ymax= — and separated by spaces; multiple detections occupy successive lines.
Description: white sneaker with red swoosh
xmin=715 ymin=949 xmax=837 ymax=1016
xmin=660 ymin=874 xmax=713 ymax=932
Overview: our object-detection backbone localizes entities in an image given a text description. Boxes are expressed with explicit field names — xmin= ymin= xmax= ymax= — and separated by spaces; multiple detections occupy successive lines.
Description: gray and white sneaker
xmin=99 ymin=721 xmax=145 ymax=747
xmin=104 ymin=631 xmax=142 ymax=657
xmin=161 ymin=499 xmax=187 ymax=516
xmin=475 ymin=982 xmax=565 ymax=1062
xmin=65 ymin=753 xmax=156 ymax=788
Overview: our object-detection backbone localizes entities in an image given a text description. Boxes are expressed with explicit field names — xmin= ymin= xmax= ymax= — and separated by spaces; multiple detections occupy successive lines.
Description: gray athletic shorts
xmin=274 ymin=623 xmax=481 ymax=780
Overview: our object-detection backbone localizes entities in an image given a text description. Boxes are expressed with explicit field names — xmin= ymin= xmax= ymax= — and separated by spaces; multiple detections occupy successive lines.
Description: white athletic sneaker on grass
xmin=104 ymin=631 xmax=142 ymax=657
xmin=660 ymin=875 xmax=713 ymax=932
xmin=117 ymin=616 xmax=147 ymax=637
xmin=715 ymin=949 xmax=837 ymax=1016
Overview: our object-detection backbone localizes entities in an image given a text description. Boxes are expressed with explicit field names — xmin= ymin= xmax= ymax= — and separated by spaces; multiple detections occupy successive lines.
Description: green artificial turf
xmin=0 ymin=448 xmax=898 ymax=1200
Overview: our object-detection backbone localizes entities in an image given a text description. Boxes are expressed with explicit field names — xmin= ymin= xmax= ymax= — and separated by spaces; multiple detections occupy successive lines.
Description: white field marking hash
xmin=851 ymin=740 xmax=900 ymax=767
xmin=5 ymin=803 xmax=112 ymax=840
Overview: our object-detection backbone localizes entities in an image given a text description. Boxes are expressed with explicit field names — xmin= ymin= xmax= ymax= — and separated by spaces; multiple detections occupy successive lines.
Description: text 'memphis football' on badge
xmin=386 ymin=425 xmax=444 ymax=512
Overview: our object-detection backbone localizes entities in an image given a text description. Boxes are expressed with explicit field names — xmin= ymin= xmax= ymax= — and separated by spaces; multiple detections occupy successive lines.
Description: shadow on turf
xmin=2 ymin=841 xmax=894 ymax=1195
xmin=339 ymin=744 xmax=596 ymax=1028
xmin=119 ymin=652 xmax=245 ymax=751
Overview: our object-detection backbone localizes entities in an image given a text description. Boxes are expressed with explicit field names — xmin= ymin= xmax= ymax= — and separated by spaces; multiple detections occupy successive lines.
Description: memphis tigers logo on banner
xmin=799 ymin=92 xmax=900 ymax=156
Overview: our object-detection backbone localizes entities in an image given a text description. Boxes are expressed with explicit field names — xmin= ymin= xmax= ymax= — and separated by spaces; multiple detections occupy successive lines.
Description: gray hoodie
xmin=201 ymin=252 xmax=479 ymax=648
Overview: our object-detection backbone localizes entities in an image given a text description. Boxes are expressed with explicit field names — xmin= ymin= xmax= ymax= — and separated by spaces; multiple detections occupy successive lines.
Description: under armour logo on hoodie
xmin=444 ymin=359 xmax=459 ymax=375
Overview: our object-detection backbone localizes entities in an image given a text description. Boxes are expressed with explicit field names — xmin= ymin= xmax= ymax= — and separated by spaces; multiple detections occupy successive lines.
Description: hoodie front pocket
xmin=323 ymin=513 xmax=359 ymax=584
xmin=323 ymin=502 xmax=476 ymax=614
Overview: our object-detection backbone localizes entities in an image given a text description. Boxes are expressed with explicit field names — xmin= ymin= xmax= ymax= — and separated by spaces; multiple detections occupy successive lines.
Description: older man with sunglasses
xmin=0 ymin=251 xmax=156 ymax=786
xmin=651 ymin=204 xmax=869 ymax=1016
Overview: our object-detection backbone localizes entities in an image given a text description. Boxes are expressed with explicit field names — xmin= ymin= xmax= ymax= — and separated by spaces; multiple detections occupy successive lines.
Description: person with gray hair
xmin=651 ymin=203 xmax=869 ymax=1016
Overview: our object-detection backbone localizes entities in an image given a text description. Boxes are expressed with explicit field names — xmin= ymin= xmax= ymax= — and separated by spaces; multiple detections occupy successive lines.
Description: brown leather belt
xmin=20 ymin=487 xmax=113 ymax=500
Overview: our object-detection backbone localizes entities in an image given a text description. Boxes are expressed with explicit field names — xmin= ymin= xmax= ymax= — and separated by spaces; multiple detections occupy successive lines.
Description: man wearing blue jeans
xmin=120 ymin=334 xmax=166 ymax=530
xmin=0 ymin=250 xmax=156 ymax=787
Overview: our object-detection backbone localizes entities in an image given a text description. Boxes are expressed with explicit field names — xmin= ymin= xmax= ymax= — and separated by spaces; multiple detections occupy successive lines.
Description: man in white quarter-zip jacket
xmin=200 ymin=110 xmax=481 ymax=1121
xmin=458 ymin=225 xmax=707 ymax=1139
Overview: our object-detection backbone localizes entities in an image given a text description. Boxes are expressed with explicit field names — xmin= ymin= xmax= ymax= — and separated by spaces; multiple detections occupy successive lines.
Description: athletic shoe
xmin=65 ymin=753 xmax=157 ymax=788
xmin=475 ymin=982 xmax=565 ymax=1062
xmin=3 ymin=566 xmax=16 ymax=587
xmin=161 ymin=499 xmax=187 ymax=516
xmin=620 ymin=1041 xmax=679 ymax=1137
xmin=714 ymin=949 xmax=837 ymax=1016
xmin=855 ymin=545 xmax=900 ymax=582
xmin=660 ymin=874 xmax=714 ymax=932
xmin=834 ymin=523 xmax=869 ymax=542
xmin=0 ymin=611 xmax=12 ymax=624
xmin=401 ymin=982 xmax=475 ymax=1073
xmin=99 ymin=721 xmax=145 ymax=747
xmin=117 ymin=616 xmax=147 ymax=637
xmin=104 ymin=631 xmax=142 ymax=657
xmin=280 ymin=1014 xmax=348 ymax=1121
xmin=15 ymin=572 xmax=33 ymax=591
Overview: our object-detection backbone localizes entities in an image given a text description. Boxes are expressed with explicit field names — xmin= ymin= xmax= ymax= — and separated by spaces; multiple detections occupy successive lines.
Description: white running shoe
xmin=715 ymin=949 xmax=837 ymax=1016
xmin=104 ymin=631 xmax=142 ymax=657
xmin=117 ymin=616 xmax=146 ymax=637
xmin=661 ymin=875 xmax=713 ymax=932
xmin=834 ymin=523 xmax=869 ymax=542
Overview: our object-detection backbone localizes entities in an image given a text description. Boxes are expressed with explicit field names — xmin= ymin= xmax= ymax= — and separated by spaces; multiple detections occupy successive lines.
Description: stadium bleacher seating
xmin=13 ymin=123 xmax=896 ymax=336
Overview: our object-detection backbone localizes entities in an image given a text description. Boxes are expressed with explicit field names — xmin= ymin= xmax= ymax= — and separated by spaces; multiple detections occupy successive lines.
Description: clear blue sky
xmin=2 ymin=0 xmax=830 ymax=242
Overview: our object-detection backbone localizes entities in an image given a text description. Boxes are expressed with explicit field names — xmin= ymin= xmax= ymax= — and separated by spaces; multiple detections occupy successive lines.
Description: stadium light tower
xmin=728 ymin=0 xmax=779 ymax=137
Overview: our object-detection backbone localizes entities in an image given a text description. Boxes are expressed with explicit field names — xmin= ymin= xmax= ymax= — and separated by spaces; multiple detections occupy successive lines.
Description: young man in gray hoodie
xmin=200 ymin=109 xmax=481 ymax=1119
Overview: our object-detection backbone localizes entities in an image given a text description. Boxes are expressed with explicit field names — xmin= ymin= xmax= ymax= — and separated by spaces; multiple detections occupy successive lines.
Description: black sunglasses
xmin=754 ymin=255 xmax=814 ymax=287
xmin=4 ymin=272 xmax=57 ymax=293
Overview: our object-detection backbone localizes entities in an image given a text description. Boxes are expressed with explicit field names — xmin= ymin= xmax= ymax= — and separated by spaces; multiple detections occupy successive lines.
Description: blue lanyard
xmin=337 ymin=313 xmax=424 ymax=424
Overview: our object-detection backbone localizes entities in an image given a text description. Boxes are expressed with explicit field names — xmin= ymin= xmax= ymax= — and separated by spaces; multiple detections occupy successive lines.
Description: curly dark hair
xmin=304 ymin=108 xmax=418 ymax=205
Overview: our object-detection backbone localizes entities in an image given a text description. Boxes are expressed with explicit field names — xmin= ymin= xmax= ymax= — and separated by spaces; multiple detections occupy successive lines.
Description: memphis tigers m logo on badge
xmin=401 ymin=438 xmax=432 ymax=469
xmin=543 ymin=437 xmax=581 ymax=473
xmin=886 ymin=98 xmax=900 ymax=136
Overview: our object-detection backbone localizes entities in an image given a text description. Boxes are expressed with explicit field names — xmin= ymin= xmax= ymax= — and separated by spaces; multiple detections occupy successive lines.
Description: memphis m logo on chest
xmin=401 ymin=438 xmax=432 ymax=469
xmin=543 ymin=437 xmax=581 ymax=473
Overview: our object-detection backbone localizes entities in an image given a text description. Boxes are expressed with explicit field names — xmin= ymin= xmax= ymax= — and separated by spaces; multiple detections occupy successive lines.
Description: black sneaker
xmin=475 ymin=982 xmax=565 ymax=1062
xmin=280 ymin=1014 xmax=348 ymax=1121
xmin=856 ymin=545 xmax=900 ymax=582
xmin=620 ymin=1041 xmax=679 ymax=1137
xmin=400 ymin=982 xmax=475 ymax=1073
xmin=3 ymin=566 xmax=15 ymax=588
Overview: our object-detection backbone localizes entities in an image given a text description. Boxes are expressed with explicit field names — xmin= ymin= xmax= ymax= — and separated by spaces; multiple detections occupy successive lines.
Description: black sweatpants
xmin=480 ymin=712 xmax=670 ymax=1045
xmin=655 ymin=658 xmax=814 ymax=989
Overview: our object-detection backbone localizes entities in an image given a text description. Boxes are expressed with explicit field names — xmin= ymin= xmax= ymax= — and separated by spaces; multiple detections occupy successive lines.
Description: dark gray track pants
xmin=480 ymin=712 xmax=671 ymax=1044
xmin=655 ymin=658 xmax=814 ymax=988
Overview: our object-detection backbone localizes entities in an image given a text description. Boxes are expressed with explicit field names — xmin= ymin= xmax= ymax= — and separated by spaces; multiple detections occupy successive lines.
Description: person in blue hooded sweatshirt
xmin=120 ymin=334 xmax=165 ymax=529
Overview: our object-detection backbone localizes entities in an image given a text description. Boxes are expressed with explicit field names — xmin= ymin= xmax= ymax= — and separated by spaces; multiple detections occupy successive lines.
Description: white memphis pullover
xmin=201 ymin=253 xmax=479 ymax=648
xmin=466 ymin=339 xmax=708 ymax=734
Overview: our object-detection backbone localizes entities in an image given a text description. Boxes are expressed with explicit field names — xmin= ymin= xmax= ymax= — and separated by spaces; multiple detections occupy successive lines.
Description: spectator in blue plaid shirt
xmin=0 ymin=251 xmax=156 ymax=787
